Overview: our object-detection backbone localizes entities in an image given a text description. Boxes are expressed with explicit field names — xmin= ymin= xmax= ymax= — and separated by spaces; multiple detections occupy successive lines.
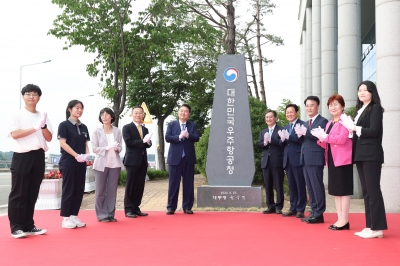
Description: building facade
xmin=298 ymin=0 xmax=400 ymax=212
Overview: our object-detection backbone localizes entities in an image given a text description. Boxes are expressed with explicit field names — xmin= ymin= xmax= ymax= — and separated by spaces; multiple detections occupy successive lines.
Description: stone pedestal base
xmin=85 ymin=166 xmax=96 ymax=192
xmin=197 ymin=186 xmax=262 ymax=208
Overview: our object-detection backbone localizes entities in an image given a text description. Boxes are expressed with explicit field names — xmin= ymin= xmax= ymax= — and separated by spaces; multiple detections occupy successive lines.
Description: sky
xmin=0 ymin=0 xmax=300 ymax=156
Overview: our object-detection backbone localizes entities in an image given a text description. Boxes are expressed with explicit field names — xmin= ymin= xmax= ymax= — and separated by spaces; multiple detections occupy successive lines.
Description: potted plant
xmin=85 ymin=160 xmax=95 ymax=192
xmin=35 ymin=170 xmax=63 ymax=210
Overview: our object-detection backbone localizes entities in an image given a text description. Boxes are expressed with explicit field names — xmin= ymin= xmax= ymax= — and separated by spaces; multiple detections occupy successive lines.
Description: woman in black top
xmin=58 ymin=100 xmax=91 ymax=229
xmin=341 ymin=81 xmax=387 ymax=239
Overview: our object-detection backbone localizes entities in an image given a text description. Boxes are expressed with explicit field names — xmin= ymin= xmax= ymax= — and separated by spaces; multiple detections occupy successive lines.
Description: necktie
xmin=308 ymin=119 xmax=313 ymax=129
xmin=137 ymin=124 xmax=143 ymax=139
xmin=269 ymin=128 xmax=273 ymax=136
xmin=181 ymin=124 xmax=185 ymax=157
xmin=289 ymin=123 xmax=293 ymax=134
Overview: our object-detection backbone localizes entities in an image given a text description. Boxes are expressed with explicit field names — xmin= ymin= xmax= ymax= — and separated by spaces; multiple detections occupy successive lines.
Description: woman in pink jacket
xmin=312 ymin=94 xmax=353 ymax=231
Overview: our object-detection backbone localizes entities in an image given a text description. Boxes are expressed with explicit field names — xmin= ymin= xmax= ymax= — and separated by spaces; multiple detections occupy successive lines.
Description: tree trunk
xmin=157 ymin=118 xmax=166 ymax=171
xmin=245 ymin=39 xmax=259 ymax=100
xmin=112 ymin=54 xmax=121 ymax=127
xmin=255 ymin=1 xmax=266 ymax=105
xmin=226 ymin=0 xmax=236 ymax=54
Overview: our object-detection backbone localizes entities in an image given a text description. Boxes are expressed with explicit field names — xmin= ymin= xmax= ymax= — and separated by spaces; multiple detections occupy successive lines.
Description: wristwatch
xmin=41 ymin=124 xmax=47 ymax=129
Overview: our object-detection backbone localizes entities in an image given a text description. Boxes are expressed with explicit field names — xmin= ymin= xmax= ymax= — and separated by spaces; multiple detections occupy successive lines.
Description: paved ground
xmin=80 ymin=174 xmax=366 ymax=213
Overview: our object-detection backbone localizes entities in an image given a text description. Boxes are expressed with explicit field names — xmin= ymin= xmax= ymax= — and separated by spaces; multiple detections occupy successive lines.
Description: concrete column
xmin=301 ymin=30 xmax=307 ymax=120
xmin=321 ymin=0 xmax=337 ymax=119
xmin=305 ymin=7 xmax=312 ymax=98
xmin=312 ymin=0 xmax=321 ymax=104
xmin=337 ymin=0 xmax=361 ymax=108
xmin=376 ymin=0 xmax=400 ymax=213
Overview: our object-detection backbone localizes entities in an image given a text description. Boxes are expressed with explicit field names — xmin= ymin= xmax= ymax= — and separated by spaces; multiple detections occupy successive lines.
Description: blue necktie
xmin=181 ymin=124 xmax=185 ymax=157
xmin=289 ymin=123 xmax=293 ymax=134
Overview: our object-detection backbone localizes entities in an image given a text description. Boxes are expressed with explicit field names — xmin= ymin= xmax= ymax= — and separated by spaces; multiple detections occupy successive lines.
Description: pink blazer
xmin=317 ymin=119 xmax=352 ymax=167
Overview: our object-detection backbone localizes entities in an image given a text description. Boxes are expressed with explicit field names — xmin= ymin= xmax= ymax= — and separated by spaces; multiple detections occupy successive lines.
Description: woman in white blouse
xmin=91 ymin=108 xmax=124 ymax=222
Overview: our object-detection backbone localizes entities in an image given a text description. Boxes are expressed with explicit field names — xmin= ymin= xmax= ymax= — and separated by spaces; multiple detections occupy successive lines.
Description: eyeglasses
xmin=24 ymin=93 xmax=39 ymax=98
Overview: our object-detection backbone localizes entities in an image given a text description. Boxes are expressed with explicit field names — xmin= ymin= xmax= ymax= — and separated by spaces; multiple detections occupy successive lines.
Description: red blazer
xmin=317 ymin=119 xmax=352 ymax=167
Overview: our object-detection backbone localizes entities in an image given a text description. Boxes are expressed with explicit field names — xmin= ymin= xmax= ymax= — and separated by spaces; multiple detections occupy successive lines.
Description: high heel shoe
xmin=331 ymin=222 xmax=350 ymax=230
xmin=328 ymin=224 xmax=335 ymax=229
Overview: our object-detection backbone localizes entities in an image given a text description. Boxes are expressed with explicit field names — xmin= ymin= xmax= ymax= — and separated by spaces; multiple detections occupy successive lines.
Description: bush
xmin=119 ymin=169 xmax=127 ymax=186
xmin=147 ymin=169 xmax=169 ymax=180
xmin=195 ymin=126 xmax=210 ymax=177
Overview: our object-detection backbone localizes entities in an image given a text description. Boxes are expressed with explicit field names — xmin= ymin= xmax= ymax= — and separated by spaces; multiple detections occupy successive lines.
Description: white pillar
xmin=321 ymin=0 xmax=337 ymax=119
xmin=337 ymin=0 xmax=361 ymax=108
xmin=376 ymin=0 xmax=400 ymax=213
xmin=312 ymin=0 xmax=321 ymax=104
xmin=301 ymin=30 xmax=307 ymax=120
xmin=306 ymin=7 xmax=312 ymax=98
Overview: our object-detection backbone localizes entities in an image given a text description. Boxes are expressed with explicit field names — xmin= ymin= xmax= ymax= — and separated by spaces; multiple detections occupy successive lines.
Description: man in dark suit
xmin=258 ymin=110 xmax=285 ymax=214
xmin=122 ymin=106 xmax=152 ymax=218
xmin=279 ymin=104 xmax=307 ymax=218
xmin=165 ymin=104 xmax=199 ymax=215
xmin=295 ymin=96 xmax=328 ymax=224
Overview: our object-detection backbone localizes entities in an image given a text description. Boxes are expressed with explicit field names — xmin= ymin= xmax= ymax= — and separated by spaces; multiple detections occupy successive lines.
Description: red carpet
xmin=1 ymin=211 xmax=399 ymax=266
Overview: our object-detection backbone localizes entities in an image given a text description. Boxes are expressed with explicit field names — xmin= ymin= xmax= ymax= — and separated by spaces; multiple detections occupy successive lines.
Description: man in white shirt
xmin=8 ymin=84 xmax=53 ymax=239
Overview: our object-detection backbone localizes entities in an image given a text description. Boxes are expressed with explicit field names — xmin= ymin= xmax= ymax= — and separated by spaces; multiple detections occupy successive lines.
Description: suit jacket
xmin=257 ymin=125 xmax=284 ymax=168
xmin=317 ymin=119 xmax=352 ymax=167
xmin=353 ymin=103 xmax=384 ymax=163
xmin=91 ymin=126 xmax=124 ymax=172
xmin=281 ymin=119 xmax=304 ymax=168
xmin=165 ymin=120 xmax=199 ymax=165
xmin=122 ymin=122 xmax=152 ymax=166
xmin=300 ymin=114 xmax=328 ymax=166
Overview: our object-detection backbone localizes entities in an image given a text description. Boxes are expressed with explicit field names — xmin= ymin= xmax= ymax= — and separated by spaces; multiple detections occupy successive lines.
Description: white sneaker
xmin=359 ymin=229 xmax=383 ymax=239
xmin=354 ymin=228 xmax=369 ymax=236
xmin=62 ymin=218 xmax=77 ymax=229
xmin=70 ymin=216 xmax=86 ymax=228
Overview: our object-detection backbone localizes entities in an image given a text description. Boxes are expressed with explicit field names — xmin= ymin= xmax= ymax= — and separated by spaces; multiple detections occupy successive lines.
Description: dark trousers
xmin=8 ymin=149 xmax=45 ymax=232
xmin=124 ymin=157 xmax=147 ymax=213
xmin=356 ymin=161 xmax=388 ymax=230
xmin=167 ymin=157 xmax=195 ymax=211
xmin=285 ymin=163 xmax=307 ymax=212
xmin=303 ymin=164 xmax=325 ymax=217
xmin=262 ymin=164 xmax=284 ymax=210
xmin=60 ymin=165 xmax=86 ymax=217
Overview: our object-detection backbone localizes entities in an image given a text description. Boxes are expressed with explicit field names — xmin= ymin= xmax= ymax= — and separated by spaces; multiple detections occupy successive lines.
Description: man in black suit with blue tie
xmin=279 ymin=104 xmax=307 ymax=218
xmin=165 ymin=104 xmax=199 ymax=215
xmin=258 ymin=110 xmax=285 ymax=214
xmin=295 ymin=96 xmax=328 ymax=224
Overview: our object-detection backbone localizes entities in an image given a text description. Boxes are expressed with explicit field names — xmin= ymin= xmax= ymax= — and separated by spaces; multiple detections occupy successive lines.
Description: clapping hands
xmin=339 ymin=114 xmax=355 ymax=132
xmin=278 ymin=129 xmax=290 ymax=141
xmin=179 ymin=129 xmax=188 ymax=140
xmin=143 ymin=132 xmax=152 ymax=143
xmin=34 ymin=112 xmax=47 ymax=131
xmin=263 ymin=132 xmax=271 ymax=145
xmin=311 ymin=126 xmax=327 ymax=142
xmin=294 ymin=124 xmax=307 ymax=138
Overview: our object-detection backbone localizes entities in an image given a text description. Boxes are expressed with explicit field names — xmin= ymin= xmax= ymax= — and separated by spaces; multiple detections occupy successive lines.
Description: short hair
xmin=21 ymin=84 xmax=42 ymax=96
xmin=131 ymin=106 xmax=144 ymax=113
xmin=285 ymin=104 xmax=299 ymax=112
xmin=327 ymin=94 xmax=345 ymax=108
xmin=65 ymin=100 xmax=84 ymax=120
xmin=98 ymin=107 xmax=116 ymax=124
xmin=179 ymin=103 xmax=191 ymax=113
xmin=304 ymin=96 xmax=320 ymax=106
xmin=265 ymin=109 xmax=277 ymax=117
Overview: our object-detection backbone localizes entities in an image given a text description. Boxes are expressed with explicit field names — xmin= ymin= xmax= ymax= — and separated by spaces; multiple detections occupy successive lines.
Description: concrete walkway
xmin=81 ymin=174 xmax=365 ymax=213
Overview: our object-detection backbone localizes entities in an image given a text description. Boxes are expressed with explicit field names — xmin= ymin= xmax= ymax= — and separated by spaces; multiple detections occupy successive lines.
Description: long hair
xmin=353 ymin=81 xmax=384 ymax=118
xmin=66 ymin=100 xmax=84 ymax=120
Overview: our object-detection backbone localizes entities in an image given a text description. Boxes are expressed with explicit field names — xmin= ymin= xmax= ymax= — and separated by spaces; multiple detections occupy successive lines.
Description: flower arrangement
xmin=86 ymin=160 xmax=94 ymax=166
xmin=44 ymin=170 xmax=62 ymax=179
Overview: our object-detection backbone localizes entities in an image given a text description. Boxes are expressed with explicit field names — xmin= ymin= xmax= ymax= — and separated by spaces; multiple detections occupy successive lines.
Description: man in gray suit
xmin=295 ymin=96 xmax=328 ymax=224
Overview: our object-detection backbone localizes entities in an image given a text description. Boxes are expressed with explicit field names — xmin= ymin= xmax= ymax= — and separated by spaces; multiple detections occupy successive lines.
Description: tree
xmin=126 ymin=0 xmax=220 ymax=170
xmin=49 ymin=0 xmax=136 ymax=126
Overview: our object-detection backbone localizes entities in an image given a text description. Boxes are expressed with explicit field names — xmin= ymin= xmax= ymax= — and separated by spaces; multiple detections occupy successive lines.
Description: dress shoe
xmin=275 ymin=209 xmax=282 ymax=214
xmin=328 ymin=224 xmax=335 ymax=229
xmin=134 ymin=211 xmax=148 ymax=216
xmin=99 ymin=217 xmax=111 ymax=222
xmin=166 ymin=209 xmax=175 ymax=215
xmin=306 ymin=215 xmax=324 ymax=224
xmin=354 ymin=228 xmax=369 ymax=236
xmin=262 ymin=207 xmax=276 ymax=214
xmin=301 ymin=214 xmax=314 ymax=222
xmin=108 ymin=217 xmax=117 ymax=222
xmin=331 ymin=222 xmax=350 ymax=230
xmin=125 ymin=212 xmax=137 ymax=218
xmin=282 ymin=211 xmax=296 ymax=217
xmin=183 ymin=210 xmax=194 ymax=214
xmin=296 ymin=212 xmax=305 ymax=218
xmin=359 ymin=229 xmax=383 ymax=239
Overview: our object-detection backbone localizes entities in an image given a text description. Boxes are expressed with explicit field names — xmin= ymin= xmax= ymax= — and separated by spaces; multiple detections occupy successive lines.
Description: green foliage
xmin=195 ymin=126 xmax=210 ymax=176
xmin=118 ymin=169 xmax=127 ymax=186
xmin=344 ymin=106 xmax=356 ymax=119
xmin=147 ymin=169 xmax=169 ymax=180
xmin=0 ymin=151 xmax=13 ymax=161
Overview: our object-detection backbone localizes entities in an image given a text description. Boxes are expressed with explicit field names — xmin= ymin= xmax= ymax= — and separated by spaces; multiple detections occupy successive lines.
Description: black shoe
xmin=282 ymin=211 xmax=296 ymax=217
xmin=262 ymin=207 xmax=276 ymax=214
xmin=108 ymin=217 xmax=118 ymax=222
xmin=296 ymin=212 xmax=305 ymax=218
xmin=183 ymin=210 xmax=194 ymax=214
xmin=166 ymin=209 xmax=175 ymax=215
xmin=125 ymin=212 xmax=137 ymax=218
xmin=134 ymin=211 xmax=148 ymax=216
xmin=99 ymin=217 xmax=111 ymax=222
xmin=306 ymin=215 xmax=324 ymax=224
xmin=331 ymin=222 xmax=350 ymax=230
xmin=328 ymin=224 xmax=335 ymax=229
xmin=11 ymin=230 xmax=27 ymax=239
xmin=301 ymin=213 xmax=314 ymax=222
xmin=275 ymin=209 xmax=282 ymax=214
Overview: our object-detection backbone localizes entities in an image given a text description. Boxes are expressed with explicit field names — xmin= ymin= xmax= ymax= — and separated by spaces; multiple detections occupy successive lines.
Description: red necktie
xmin=308 ymin=119 xmax=313 ymax=129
